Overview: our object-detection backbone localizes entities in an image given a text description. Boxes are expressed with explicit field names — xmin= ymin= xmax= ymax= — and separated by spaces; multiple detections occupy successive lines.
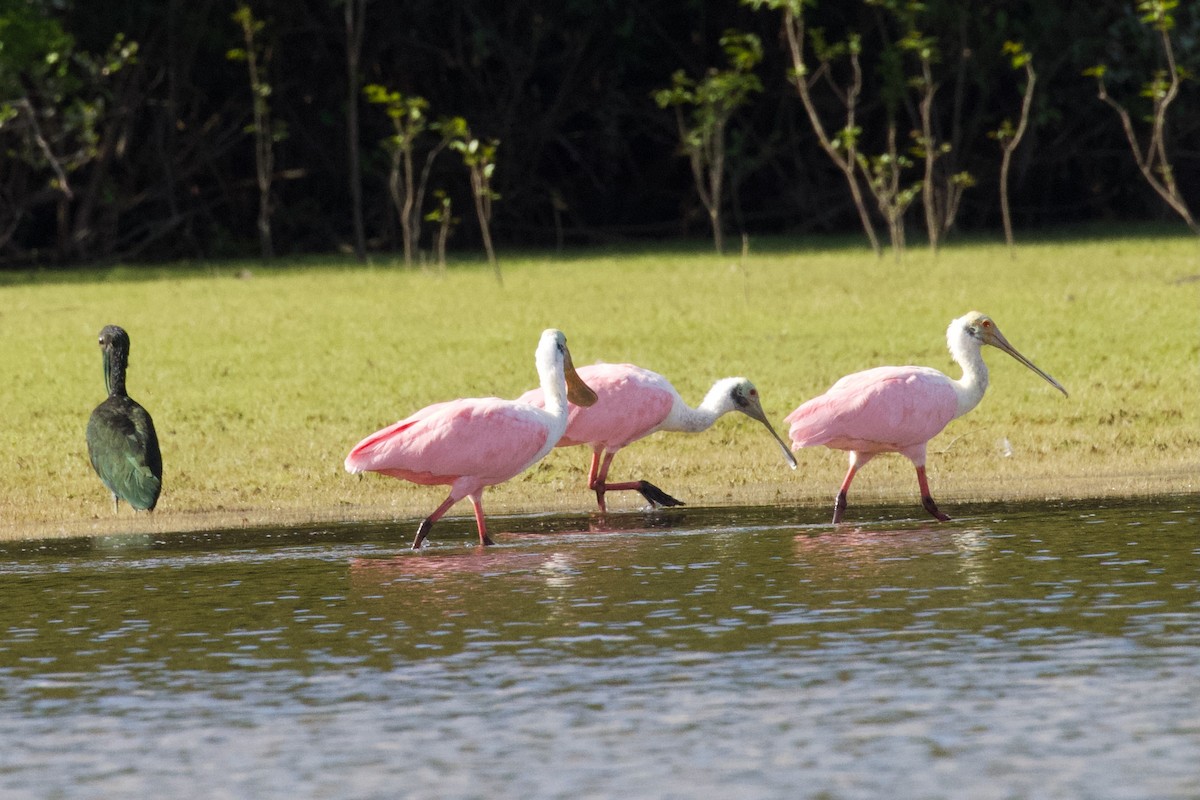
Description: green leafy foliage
xmin=1085 ymin=0 xmax=1196 ymax=233
xmin=0 ymin=17 xmax=138 ymax=214
xmin=1137 ymin=0 xmax=1177 ymax=32
xmin=442 ymin=117 xmax=501 ymax=274
xmin=0 ymin=2 xmax=72 ymax=93
xmin=1002 ymin=40 xmax=1031 ymax=70
xmin=3 ymin=0 xmax=1200 ymax=264
xmin=654 ymin=30 xmax=762 ymax=252
xmin=363 ymin=85 xmax=430 ymax=158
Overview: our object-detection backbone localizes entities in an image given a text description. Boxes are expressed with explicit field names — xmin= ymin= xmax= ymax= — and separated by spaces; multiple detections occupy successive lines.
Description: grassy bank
xmin=1 ymin=229 xmax=1197 ymax=540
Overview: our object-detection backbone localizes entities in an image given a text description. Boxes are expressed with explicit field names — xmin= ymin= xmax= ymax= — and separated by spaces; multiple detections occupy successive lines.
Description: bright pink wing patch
xmin=520 ymin=363 xmax=676 ymax=449
xmin=786 ymin=366 xmax=959 ymax=455
xmin=346 ymin=397 xmax=551 ymax=486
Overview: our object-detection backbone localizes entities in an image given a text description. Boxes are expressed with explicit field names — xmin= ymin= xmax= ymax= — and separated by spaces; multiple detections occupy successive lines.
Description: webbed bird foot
xmin=921 ymin=495 xmax=951 ymax=522
xmin=832 ymin=491 xmax=848 ymax=524
xmin=412 ymin=518 xmax=434 ymax=550
xmin=637 ymin=481 xmax=684 ymax=508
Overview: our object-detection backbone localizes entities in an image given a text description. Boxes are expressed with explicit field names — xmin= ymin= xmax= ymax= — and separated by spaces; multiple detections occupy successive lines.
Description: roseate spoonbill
xmin=785 ymin=311 xmax=1067 ymax=524
xmin=519 ymin=363 xmax=797 ymax=512
xmin=344 ymin=329 xmax=598 ymax=549
xmin=86 ymin=325 xmax=163 ymax=512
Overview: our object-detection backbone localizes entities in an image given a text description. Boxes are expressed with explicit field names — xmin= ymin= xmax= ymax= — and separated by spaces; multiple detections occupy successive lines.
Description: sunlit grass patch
xmin=1 ymin=228 xmax=1196 ymax=538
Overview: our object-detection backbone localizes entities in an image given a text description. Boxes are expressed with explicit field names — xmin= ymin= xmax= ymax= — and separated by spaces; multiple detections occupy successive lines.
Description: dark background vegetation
xmin=1 ymin=0 xmax=1197 ymax=266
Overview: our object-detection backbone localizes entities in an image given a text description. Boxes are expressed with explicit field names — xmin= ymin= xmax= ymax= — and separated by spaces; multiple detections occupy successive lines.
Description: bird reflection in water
xmin=792 ymin=522 xmax=992 ymax=588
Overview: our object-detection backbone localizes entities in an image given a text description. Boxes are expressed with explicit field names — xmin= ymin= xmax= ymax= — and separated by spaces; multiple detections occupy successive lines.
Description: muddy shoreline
xmin=4 ymin=468 xmax=1193 ymax=542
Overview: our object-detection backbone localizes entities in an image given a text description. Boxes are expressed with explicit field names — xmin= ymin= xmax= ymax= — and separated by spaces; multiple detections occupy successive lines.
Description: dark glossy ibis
xmin=86 ymin=325 xmax=163 ymax=512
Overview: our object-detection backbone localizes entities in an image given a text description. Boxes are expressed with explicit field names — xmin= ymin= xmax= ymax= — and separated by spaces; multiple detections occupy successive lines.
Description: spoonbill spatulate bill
xmin=86 ymin=325 xmax=163 ymax=512
xmin=344 ymin=329 xmax=598 ymax=549
xmin=520 ymin=363 xmax=797 ymax=512
xmin=785 ymin=312 xmax=1067 ymax=524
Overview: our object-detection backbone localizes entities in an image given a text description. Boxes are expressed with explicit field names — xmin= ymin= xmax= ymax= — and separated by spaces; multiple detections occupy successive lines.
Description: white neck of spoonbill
xmin=661 ymin=377 xmax=744 ymax=434
xmin=535 ymin=330 xmax=571 ymax=426
xmin=947 ymin=318 xmax=990 ymax=419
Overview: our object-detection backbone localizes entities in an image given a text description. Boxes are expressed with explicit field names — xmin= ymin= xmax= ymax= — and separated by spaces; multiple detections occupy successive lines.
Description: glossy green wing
xmin=87 ymin=397 xmax=163 ymax=511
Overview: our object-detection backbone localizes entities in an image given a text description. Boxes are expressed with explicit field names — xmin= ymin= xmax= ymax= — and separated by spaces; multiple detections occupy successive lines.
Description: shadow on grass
xmin=4 ymin=221 xmax=1195 ymax=288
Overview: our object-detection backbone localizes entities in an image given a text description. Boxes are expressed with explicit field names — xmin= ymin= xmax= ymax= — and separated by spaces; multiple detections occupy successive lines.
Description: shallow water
xmin=1 ymin=497 xmax=1197 ymax=799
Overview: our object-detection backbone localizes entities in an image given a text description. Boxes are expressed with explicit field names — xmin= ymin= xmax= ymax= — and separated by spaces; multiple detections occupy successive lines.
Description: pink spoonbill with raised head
xmin=785 ymin=311 xmax=1068 ymax=524
xmin=519 ymin=363 xmax=797 ymax=512
xmin=344 ymin=329 xmax=598 ymax=549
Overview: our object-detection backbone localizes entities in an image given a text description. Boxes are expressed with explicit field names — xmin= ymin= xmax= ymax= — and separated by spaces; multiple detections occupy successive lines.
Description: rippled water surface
xmin=2 ymin=497 xmax=1198 ymax=798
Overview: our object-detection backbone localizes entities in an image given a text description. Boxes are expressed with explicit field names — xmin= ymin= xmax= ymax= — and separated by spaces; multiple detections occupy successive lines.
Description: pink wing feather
xmin=786 ymin=366 xmax=959 ymax=454
xmin=519 ymin=363 xmax=676 ymax=449
xmin=346 ymin=397 xmax=551 ymax=486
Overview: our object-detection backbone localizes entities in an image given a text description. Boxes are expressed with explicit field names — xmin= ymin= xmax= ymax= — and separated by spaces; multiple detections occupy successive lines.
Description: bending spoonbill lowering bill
xmin=86 ymin=325 xmax=163 ymax=512
xmin=785 ymin=311 xmax=1067 ymax=524
xmin=344 ymin=329 xmax=598 ymax=548
xmin=519 ymin=363 xmax=797 ymax=512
